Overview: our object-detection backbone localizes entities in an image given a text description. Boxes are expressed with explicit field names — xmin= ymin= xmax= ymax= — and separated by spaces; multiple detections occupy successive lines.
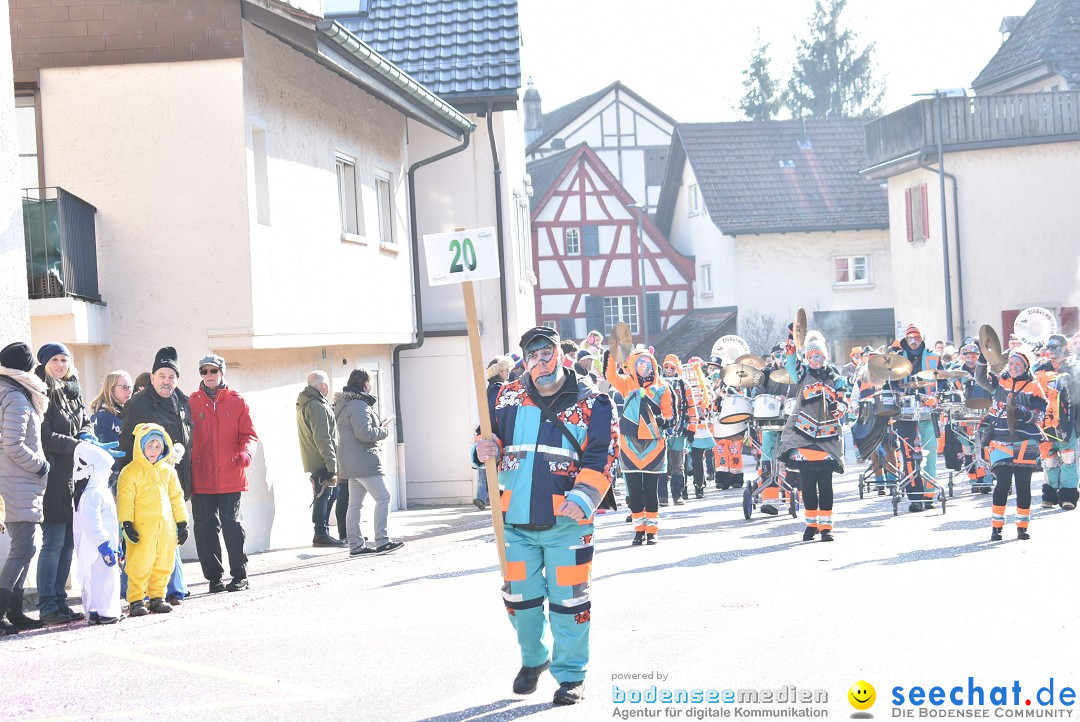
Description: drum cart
xmin=741 ymin=423 xmax=800 ymax=520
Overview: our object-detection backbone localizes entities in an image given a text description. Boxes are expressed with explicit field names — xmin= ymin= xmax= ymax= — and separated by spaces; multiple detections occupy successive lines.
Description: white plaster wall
xmin=241 ymin=24 xmax=413 ymax=341
xmin=888 ymin=142 xmax=1080 ymax=342
xmin=666 ymin=161 xmax=736 ymax=307
xmin=733 ymin=228 xmax=893 ymax=327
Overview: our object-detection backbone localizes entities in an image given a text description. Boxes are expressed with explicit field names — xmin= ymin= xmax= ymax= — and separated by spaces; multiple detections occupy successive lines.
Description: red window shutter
xmin=1001 ymin=309 xmax=1021 ymax=342
xmin=1060 ymin=306 xmax=1079 ymax=335
xmin=905 ymin=188 xmax=914 ymax=242
xmin=920 ymin=184 xmax=930 ymax=240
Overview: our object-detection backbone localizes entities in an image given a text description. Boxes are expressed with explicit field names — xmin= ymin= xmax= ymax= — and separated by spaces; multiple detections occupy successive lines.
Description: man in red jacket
xmin=188 ymin=354 xmax=259 ymax=593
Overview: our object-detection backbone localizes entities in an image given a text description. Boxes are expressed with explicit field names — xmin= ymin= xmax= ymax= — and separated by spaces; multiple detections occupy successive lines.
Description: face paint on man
xmin=806 ymin=350 xmax=826 ymax=370
xmin=906 ymin=333 xmax=923 ymax=350
xmin=525 ymin=342 xmax=560 ymax=386
xmin=634 ymin=356 xmax=655 ymax=384
xmin=662 ymin=363 xmax=679 ymax=378
xmin=963 ymin=352 xmax=979 ymax=368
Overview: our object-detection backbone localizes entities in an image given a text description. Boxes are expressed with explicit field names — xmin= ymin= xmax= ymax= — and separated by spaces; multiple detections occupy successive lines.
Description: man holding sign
xmin=473 ymin=326 xmax=618 ymax=705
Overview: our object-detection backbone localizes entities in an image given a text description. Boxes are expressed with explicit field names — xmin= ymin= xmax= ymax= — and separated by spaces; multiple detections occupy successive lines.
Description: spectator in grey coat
xmin=0 ymin=342 xmax=50 ymax=634
xmin=334 ymin=369 xmax=403 ymax=556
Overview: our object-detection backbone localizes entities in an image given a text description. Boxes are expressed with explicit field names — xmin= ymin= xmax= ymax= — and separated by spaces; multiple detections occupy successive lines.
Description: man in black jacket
xmin=118 ymin=346 xmax=194 ymax=604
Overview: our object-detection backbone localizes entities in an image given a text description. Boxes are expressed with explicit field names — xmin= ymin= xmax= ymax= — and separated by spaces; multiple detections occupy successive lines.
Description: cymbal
xmin=721 ymin=363 xmax=763 ymax=389
xmin=979 ymin=324 xmax=1006 ymax=372
xmin=917 ymin=368 xmax=967 ymax=381
xmin=769 ymin=368 xmax=794 ymax=384
xmin=608 ymin=322 xmax=633 ymax=366
xmin=734 ymin=353 xmax=767 ymax=370
xmin=793 ymin=307 xmax=807 ymax=351
xmin=867 ymin=353 xmax=913 ymax=381
xmin=1006 ymin=393 xmax=1018 ymax=437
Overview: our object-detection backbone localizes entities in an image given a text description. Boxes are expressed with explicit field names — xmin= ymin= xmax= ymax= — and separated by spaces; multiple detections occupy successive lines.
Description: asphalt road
xmin=2 ymin=466 xmax=1077 ymax=721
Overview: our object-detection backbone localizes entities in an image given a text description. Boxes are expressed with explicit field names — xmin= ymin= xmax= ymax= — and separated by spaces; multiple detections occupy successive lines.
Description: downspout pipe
xmin=918 ymin=155 xmax=965 ymax=340
xmin=393 ymin=129 xmax=473 ymax=442
xmin=486 ymin=105 xmax=511 ymax=354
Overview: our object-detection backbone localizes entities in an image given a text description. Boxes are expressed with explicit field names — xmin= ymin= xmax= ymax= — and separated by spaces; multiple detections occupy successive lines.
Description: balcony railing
xmin=865 ymin=91 xmax=1080 ymax=169
xmin=23 ymin=187 xmax=101 ymax=302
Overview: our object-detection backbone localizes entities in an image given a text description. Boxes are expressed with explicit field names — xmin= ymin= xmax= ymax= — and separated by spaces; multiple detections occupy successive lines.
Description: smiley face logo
xmin=848 ymin=680 xmax=876 ymax=710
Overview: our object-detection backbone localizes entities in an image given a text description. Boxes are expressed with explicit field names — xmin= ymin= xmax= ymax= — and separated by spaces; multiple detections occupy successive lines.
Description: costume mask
xmin=525 ymin=342 xmax=560 ymax=386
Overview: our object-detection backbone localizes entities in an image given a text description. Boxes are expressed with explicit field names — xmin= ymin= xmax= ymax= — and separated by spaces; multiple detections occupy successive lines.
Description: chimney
xmin=999 ymin=16 xmax=1023 ymax=43
xmin=524 ymin=77 xmax=543 ymax=145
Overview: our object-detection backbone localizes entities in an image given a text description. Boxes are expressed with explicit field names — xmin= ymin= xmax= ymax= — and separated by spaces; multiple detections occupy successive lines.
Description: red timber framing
xmin=530 ymin=144 xmax=694 ymax=341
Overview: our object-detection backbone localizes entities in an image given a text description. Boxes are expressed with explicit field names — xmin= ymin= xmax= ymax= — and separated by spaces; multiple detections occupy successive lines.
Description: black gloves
xmin=36 ymin=460 xmax=50 ymax=478
xmin=123 ymin=521 xmax=139 ymax=544
xmin=176 ymin=521 xmax=189 ymax=545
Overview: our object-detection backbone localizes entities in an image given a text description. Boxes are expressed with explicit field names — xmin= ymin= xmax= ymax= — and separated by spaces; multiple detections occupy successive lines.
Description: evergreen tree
xmin=787 ymin=0 xmax=885 ymax=118
xmin=738 ymin=31 xmax=786 ymax=121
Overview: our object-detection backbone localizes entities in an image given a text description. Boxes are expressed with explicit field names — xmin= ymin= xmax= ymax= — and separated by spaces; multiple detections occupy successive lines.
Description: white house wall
xmin=887 ymin=142 xmax=1080 ymax=343
xmin=666 ymin=161 xmax=737 ymax=307
xmin=242 ymin=24 xmax=413 ymax=342
xmin=0 ymin=7 xmax=28 ymax=343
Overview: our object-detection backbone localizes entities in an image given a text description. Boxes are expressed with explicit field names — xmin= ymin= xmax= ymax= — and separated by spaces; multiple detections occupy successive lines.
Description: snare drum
xmin=874 ymin=390 xmax=900 ymax=418
xmin=753 ymin=394 xmax=782 ymax=426
xmin=782 ymin=398 xmax=796 ymax=417
xmin=718 ymin=394 xmax=753 ymax=423
xmin=898 ymin=394 xmax=921 ymax=421
xmin=941 ymin=389 xmax=965 ymax=407
xmin=713 ymin=419 xmax=748 ymax=439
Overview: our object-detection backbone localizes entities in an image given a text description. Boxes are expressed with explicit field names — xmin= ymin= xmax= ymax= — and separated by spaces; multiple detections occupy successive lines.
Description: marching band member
xmin=658 ymin=355 xmax=692 ymax=507
xmin=604 ymin=346 xmax=675 ymax=545
xmin=853 ymin=359 xmax=900 ymax=494
xmin=893 ymin=323 xmax=943 ymax=512
xmin=946 ymin=342 xmax=991 ymax=491
xmin=685 ymin=356 xmax=715 ymax=499
xmin=975 ymin=346 xmax=1047 ymax=540
xmin=778 ymin=331 xmax=849 ymax=542
xmin=757 ymin=345 xmax=796 ymax=483
xmin=713 ymin=377 xmax=746 ymax=491
xmin=1032 ymin=334 xmax=1078 ymax=510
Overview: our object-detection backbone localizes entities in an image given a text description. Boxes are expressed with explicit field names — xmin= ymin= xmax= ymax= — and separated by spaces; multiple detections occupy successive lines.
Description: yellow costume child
xmin=117 ymin=423 xmax=188 ymax=616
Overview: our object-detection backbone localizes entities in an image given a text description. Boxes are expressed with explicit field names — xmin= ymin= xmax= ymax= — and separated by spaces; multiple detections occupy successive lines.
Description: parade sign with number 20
xmin=423 ymin=227 xmax=500 ymax=286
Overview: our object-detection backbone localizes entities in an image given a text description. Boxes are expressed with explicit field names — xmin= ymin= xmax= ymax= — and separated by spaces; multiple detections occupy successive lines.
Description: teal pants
xmin=759 ymin=429 xmax=781 ymax=464
xmin=1044 ymin=433 xmax=1078 ymax=491
xmin=503 ymin=520 xmax=593 ymax=684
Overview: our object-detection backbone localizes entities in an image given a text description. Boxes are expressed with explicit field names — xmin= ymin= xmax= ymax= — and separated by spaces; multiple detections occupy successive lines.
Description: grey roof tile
xmin=973 ymin=0 xmax=1080 ymax=90
xmin=652 ymin=307 xmax=739 ymax=363
xmin=331 ymin=0 xmax=521 ymax=101
xmin=674 ymin=119 xmax=888 ymax=235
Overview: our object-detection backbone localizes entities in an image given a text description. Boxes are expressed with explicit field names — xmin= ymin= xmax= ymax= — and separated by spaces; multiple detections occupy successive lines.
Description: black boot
xmin=631 ymin=531 xmax=645 ymax=546
xmin=1017 ymin=527 xmax=1031 ymax=540
xmin=148 ymin=598 xmax=173 ymax=614
xmin=990 ymin=527 xmax=1003 ymax=542
xmin=512 ymin=660 xmax=550 ymax=694
xmin=1042 ymin=484 xmax=1058 ymax=509
xmin=645 ymin=533 xmax=657 ymax=545
xmin=819 ymin=529 xmax=834 ymax=542
xmin=1060 ymin=487 xmax=1079 ymax=511
xmin=6 ymin=589 xmax=44 ymax=630
xmin=0 ymin=589 xmax=19 ymax=636
xmin=802 ymin=526 xmax=818 ymax=541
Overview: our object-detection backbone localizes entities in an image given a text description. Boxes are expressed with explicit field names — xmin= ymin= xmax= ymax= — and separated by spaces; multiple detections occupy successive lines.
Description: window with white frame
xmin=565 ymin=228 xmax=580 ymax=255
xmin=700 ymin=264 xmax=713 ymax=296
xmin=15 ymin=95 xmax=40 ymax=189
xmin=375 ymin=169 xmax=393 ymax=243
xmin=688 ymin=184 xmax=700 ymax=215
xmin=336 ymin=153 xmax=364 ymax=236
xmin=603 ymin=296 xmax=639 ymax=334
xmin=834 ymin=255 xmax=870 ymax=285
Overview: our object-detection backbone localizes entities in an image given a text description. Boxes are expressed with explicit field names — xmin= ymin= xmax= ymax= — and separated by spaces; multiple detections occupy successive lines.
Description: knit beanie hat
xmin=152 ymin=346 xmax=180 ymax=376
xmin=36 ymin=341 xmax=72 ymax=366
xmin=485 ymin=355 xmax=513 ymax=380
xmin=904 ymin=323 xmax=922 ymax=338
xmin=1010 ymin=346 xmax=1035 ymax=372
xmin=804 ymin=331 xmax=828 ymax=361
xmin=1 ymin=341 xmax=36 ymax=372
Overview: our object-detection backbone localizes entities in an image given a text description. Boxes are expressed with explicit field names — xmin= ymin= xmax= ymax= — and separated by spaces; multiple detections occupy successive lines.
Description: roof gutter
xmin=315 ymin=20 xmax=475 ymax=139
xmin=486 ymin=105 xmax=511 ymax=354
xmin=918 ymin=153 xmax=965 ymax=340
xmin=725 ymin=222 xmax=890 ymax=236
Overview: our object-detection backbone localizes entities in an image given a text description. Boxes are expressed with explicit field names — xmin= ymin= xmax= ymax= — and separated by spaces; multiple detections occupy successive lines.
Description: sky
xmin=518 ymin=0 xmax=1037 ymax=122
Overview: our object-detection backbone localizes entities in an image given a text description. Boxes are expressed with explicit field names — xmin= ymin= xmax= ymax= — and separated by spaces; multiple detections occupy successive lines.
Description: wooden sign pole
xmin=462 ymin=279 xmax=508 ymax=577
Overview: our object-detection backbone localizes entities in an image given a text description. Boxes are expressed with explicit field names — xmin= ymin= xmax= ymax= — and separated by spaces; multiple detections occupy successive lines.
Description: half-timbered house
xmin=528 ymin=143 xmax=694 ymax=346
xmin=526 ymin=80 xmax=675 ymax=214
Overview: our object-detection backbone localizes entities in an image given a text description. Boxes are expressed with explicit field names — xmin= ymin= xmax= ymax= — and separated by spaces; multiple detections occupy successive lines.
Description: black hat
xmin=0 ymin=341 xmax=36 ymax=372
xmin=152 ymin=346 xmax=180 ymax=376
xmin=518 ymin=326 xmax=560 ymax=351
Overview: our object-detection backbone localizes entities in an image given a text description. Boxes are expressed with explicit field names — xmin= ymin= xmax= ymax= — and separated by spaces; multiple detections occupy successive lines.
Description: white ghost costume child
xmin=72 ymin=441 xmax=123 ymax=623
